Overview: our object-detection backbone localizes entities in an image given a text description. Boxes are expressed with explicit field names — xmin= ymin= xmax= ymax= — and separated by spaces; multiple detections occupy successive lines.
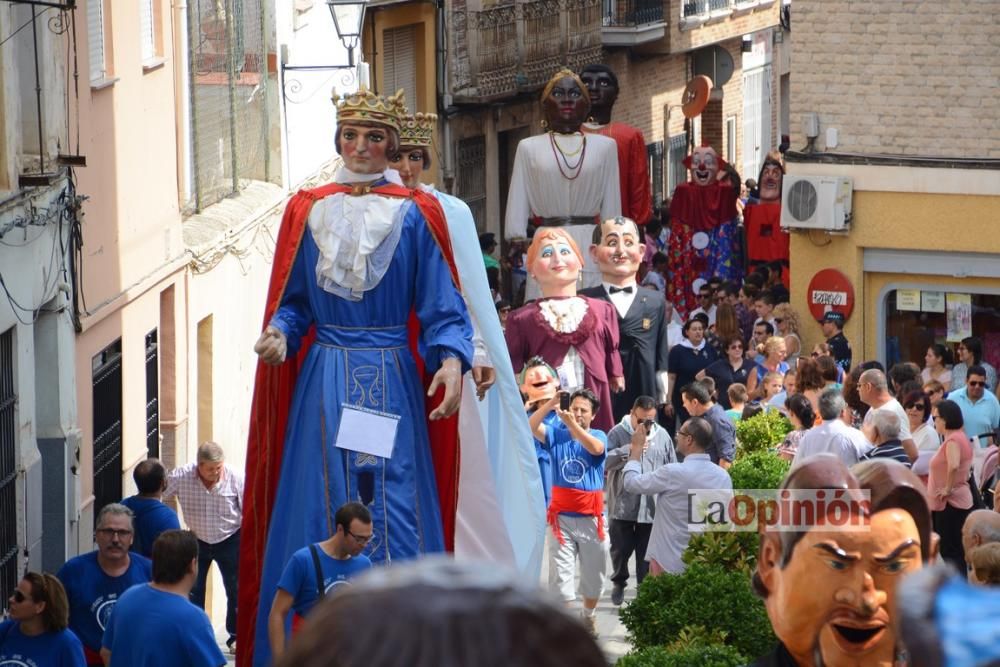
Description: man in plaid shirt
xmin=164 ymin=441 xmax=244 ymax=653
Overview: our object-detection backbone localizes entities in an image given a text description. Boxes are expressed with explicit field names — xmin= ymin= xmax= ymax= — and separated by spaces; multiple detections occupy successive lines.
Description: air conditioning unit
xmin=780 ymin=175 xmax=853 ymax=231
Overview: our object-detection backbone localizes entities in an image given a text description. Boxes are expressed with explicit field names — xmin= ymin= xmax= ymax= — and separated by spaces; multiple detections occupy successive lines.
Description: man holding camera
xmin=605 ymin=396 xmax=676 ymax=605
xmin=529 ymin=388 xmax=609 ymax=637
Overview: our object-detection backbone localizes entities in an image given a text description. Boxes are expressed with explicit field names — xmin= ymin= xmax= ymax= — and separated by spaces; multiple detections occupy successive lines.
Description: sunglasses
xmin=11 ymin=589 xmax=28 ymax=603
xmin=348 ymin=530 xmax=374 ymax=544
xmin=968 ymin=381 xmax=986 ymax=387
xmin=773 ymin=318 xmax=784 ymax=323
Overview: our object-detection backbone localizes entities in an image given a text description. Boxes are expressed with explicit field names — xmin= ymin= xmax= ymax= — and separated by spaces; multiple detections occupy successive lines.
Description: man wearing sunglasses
xmin=947 ymin=365 xmax=1000 ymax=445
xmin=57 ymin=503 xmax=152 ymax=666
xmin=267 ymin=503 xmax=374 ymax=661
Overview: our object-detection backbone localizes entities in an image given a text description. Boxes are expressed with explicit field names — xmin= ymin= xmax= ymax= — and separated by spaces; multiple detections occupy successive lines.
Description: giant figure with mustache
xmin=745 ymin=151 xmax=790 ymax=286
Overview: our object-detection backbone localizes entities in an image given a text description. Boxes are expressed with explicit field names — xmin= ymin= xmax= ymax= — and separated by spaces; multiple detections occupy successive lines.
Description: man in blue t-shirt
xmin=267 ymin=502 xmax=374 ymax=661
xmin=120 ymin=458 xmax=180 ymax=558
xmin=101 ymin=529 xmax=226 ymax=667
xmin=528 ymin=388 xmax=608 ymax=637
xmin=57 ymin=503 xmax=152 ymax=666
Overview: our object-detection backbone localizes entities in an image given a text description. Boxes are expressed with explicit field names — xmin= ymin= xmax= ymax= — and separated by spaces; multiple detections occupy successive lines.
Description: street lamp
xmin=327 ymin=0 xmax=367 ymax=54
xmin=282 ymin=0 xmax=370 ymax=106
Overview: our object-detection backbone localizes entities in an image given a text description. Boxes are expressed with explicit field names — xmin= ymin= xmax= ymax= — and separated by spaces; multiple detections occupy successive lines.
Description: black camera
xmin=559 ymin=392 xmax=571 ymax=411
xmin=640 ymin=419 xmax=655 ymax=430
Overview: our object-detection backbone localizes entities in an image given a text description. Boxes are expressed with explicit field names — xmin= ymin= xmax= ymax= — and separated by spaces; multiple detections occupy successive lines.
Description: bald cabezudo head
xmin=589 ymin=217 xmax=643 ymax=283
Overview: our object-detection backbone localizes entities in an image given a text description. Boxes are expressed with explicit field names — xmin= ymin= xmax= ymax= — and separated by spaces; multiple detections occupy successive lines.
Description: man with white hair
xmin=164 ymin=441 xmax=244 ymax=653
xmin=859 ymin=368 xmax=918 ymax=462
xmin=862 ymin=410 xmax=911 ymax=466
xmin=794 ymin=388 xmax=870 ymax=467
xmin=962 ymin=509 xmax=1000 ymax=576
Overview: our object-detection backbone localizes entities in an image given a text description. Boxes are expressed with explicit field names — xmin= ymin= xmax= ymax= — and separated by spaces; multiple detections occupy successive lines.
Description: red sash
xmin=236 ymin=182 xmax=460 ymax=667
xmin=546 ymin=486 xmax=605 ymax=545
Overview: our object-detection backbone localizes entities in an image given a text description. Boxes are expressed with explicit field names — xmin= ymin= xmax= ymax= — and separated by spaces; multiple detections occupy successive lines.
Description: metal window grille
xmin=140 ymin=0 xmax=156 ymax=62
xmin=646 ymin=141 xmax=664 ymax=209
xmin=145 ymin=330 xmax=160 ymax=459
xmin=92 ymin=340 xmax=123 ymax=517
xmin=187 ymin=0 xmax=270 ymax=211
xmin=0 ymin=329 xmax=18 ymax=610
xmin=88 ymin=0 xmax=106 ymax=81
xmin=667 ymin=133 xmax=688 ymax=197
xmin=455 ymin=136 xmax=487 ymax=232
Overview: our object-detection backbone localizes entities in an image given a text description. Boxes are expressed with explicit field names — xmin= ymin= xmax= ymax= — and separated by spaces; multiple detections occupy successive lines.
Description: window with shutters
xmin=88 ymin=0 xmax=109 ymax=83
xmin=140 ymin=0 xmax=158 ymax=64
xmin=382 ymin=25 xmax=418 ymax=109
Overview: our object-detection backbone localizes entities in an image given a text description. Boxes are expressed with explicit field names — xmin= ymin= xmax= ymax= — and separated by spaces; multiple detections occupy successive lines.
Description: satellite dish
xmin=692 ymin=44 xmax=735 ymax=88
xmin=681 ymin=76 xmax=712 ymax=119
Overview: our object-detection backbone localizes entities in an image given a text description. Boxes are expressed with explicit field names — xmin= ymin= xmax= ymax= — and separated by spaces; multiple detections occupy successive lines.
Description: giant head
xmin=579 ymin=64 xmax=619 ymax=123
xmin=390 ymin=112 xmax=436 ymax=189
xmin=754 ymin=457 xmax=934 ymax=667
xmin=757 ymin=151 xmax=785 ymax=203
xmin=332 ymin=87 xmax=405 ymax=174
xmin=589 ymin=216 xmax=643 ymax=283
xmin=684 ymin=144 xmax=723 ymax=187
xmin=519 ymin=356 xmax=561 ymax=408
xmin=541 ymin=69 xmax=591 ymax=134
xmin=526 ymin=227 xmax=584 ymax=297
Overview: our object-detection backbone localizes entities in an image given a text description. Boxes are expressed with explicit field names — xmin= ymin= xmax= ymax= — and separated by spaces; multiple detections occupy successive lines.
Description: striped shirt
xmin=163 ymin=462 xmax=243 ymax=544
xmin=862 ymin=440 xmax=911 ymax=468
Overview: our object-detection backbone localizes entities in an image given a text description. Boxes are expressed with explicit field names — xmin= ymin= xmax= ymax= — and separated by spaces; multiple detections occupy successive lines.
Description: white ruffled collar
xmin=538 ymin=297 xmax=588 ymax=333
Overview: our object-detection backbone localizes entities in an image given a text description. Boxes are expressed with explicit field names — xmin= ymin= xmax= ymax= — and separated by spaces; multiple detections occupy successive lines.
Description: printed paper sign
xmin=896 ymin=289 xmax=921 ymax=311
xmin=921 ymin=291 xmax=945 ymax=313
xmin=335 ymin=405 xmax=400 ymax=459
xmin=945 ymin=293 xmax=972 ymax=342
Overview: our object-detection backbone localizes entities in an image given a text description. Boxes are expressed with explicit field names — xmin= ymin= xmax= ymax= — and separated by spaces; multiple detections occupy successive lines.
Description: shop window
xmin=883 ymin=289 xmax=1000 ymax=370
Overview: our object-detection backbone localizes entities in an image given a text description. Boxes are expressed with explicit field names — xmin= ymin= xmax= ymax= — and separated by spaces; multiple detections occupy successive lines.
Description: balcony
xmin=601 ymin=0 xmax=666 ymax=46
xmin=467 ymin=4 xmax=519 ymax=100
xmin=680 ymin=0 xmax=732 ymax=29
xmin=450 ymin=0 xmax=603 ymax=103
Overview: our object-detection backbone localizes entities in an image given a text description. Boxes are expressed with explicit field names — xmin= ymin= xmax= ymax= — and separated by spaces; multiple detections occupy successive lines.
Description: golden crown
xmin=399 ymin=112 xmax=437 ymax=148
xmin=331 ymin=86 xmax=406 ymax=131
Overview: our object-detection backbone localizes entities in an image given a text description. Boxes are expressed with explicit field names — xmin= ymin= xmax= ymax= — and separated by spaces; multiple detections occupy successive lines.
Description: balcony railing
xmin=520 ymin=0 xmax=563 ymax=88
xmin=603 ymin=0 xmax=664 ymax=27
xmin=566 ymin=0 xmax=604 ymax=70
xmin=472 ymin=4 xmax=519 ymax=99
xmin=683 ymin=0 xmax=732 ymax=18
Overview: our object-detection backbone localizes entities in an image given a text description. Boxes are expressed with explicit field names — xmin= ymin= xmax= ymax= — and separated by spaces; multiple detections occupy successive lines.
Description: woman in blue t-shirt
xmin=0 ymin=571 xmax=86 ymax=666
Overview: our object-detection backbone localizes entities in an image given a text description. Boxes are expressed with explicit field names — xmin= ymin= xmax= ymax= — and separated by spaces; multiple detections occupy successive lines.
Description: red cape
xmin=236 ymin=182 xmax=461 ymax=667
xmin=744 ymin=201 xmax=790 ymax=285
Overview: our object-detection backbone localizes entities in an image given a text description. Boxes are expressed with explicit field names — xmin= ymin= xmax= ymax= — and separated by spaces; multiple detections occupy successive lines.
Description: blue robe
xmin=253 ymin=197 xmax=473 ymax=666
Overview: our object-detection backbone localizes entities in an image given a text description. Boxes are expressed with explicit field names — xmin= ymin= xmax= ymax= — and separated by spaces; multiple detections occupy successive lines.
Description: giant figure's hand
xmin=472 ymin=366 xmax=496 ymax=401
xmin=612 ymin=376 xmax=626 ymax=393
xmin=428 ymin=357 xmax=463 ymax=420
xmin=254 ymin=326 xmax=287 ymax=365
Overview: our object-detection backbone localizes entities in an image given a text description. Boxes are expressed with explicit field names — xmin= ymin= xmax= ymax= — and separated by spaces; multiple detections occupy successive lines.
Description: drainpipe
xmin=436 ymin=0 xmax=455 ymax=193
xmin=173 ymin=0 xmax=193 ymax=207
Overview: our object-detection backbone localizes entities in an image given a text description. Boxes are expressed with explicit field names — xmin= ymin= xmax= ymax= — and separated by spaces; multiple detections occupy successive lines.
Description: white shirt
xmin=602 ymin=282 xmax=638 ymax=319
xmin=795 ymin=419 xmax=872 ymax=468
xmin=164 ymin=463 xmax=244 ymax=544
xmin=863 ymin=398 xmax=913 ymax=441
xmin=622 ymin=453 xmax=733 ymax=573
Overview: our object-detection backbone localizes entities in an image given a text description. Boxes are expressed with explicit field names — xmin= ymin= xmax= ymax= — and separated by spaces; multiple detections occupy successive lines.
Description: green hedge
xmin=729 ymin=450 xmax=791 ymax=491
xmin=735 ymin=409 xmax=792 ymax=456
xmin=620 ymin=562 xmax=775 ymax=659
xmin=616 ymin=643 xmax=746 ymax=667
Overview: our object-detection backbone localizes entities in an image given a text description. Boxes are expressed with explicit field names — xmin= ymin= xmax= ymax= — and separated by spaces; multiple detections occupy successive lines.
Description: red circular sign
xmin=806 ymin=268 xmax=855 ymax=322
